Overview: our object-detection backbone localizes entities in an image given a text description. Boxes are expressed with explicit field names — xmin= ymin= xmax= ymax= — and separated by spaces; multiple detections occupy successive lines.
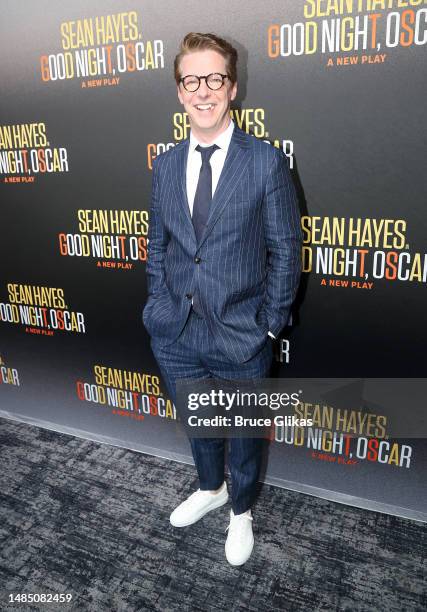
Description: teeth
xmin=196 ymin=104 xmax=214 ymax=110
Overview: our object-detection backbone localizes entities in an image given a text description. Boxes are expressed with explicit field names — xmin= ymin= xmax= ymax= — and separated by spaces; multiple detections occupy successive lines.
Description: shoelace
xmin=225 ymin=512 xmax=253 ymax=535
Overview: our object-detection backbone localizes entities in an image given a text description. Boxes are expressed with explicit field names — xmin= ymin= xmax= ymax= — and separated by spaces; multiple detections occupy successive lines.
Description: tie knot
xmin=196 ymin=143 xmax=219 ymax=163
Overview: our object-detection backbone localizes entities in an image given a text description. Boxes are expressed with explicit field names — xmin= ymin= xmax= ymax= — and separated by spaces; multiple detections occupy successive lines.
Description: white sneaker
xmin=169 ymin=482 xmax=228 ymax=527
xmin=225 ymin=508 xmax=254 ymax=566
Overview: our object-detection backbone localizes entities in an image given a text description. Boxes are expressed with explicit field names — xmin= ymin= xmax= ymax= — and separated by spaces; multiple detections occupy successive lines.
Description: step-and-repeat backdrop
xmin=1 ymin=0 xmax=426 ymax=521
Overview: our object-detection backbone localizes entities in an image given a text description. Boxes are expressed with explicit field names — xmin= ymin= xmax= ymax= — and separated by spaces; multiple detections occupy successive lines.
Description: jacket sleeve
xmin=262 ymin=148 xmax=302 ymax=337
xmin=146 ymin=158 xmax=169 ymax=297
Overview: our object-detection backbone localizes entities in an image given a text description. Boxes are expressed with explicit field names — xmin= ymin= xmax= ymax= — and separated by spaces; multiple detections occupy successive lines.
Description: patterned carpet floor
xmin=0 ymin=416 xmax=425 ymax=611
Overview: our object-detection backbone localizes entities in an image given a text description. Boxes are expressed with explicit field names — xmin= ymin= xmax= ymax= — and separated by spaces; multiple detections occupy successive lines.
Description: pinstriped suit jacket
xmin=142 ymin=124 xmax=302 ymax=364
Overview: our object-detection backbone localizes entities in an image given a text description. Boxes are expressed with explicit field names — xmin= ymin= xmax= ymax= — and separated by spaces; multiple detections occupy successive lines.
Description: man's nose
xmin=196 ymin=78 xmax=211 ymax=98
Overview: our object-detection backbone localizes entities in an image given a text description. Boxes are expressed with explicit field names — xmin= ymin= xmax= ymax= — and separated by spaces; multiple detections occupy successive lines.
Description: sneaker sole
xmin=170 ymin=493 xmax=229 ymax=527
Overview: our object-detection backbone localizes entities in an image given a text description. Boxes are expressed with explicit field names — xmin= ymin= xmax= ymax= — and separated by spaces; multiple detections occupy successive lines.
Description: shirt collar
xmin=189 ymin=119 xmax=235 ymax=154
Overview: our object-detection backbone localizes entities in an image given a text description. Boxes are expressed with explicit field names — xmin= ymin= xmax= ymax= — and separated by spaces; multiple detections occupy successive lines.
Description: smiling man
xmin=177 ymin=48 xmax=237 ymax=142
xmin=143 ymin=32 xmax=302 ymax=566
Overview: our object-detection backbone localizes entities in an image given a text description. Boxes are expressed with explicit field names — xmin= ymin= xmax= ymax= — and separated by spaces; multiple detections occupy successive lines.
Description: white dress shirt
xmin=186 ymin=119 xmax=276 ymax=340
xmin=186 ymin=119 xmax=235 ymax=216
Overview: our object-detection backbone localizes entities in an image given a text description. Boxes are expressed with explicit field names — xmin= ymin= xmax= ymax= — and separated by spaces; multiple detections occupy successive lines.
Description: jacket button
xmin=194 ymin=257 xmax=201 ymax=264
xmin=185 ymin=293 xmax=192 ymax=300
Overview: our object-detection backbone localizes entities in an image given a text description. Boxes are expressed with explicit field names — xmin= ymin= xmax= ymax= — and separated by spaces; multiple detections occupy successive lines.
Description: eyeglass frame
xmin=179 ymin=73 xmax=230 ymax=92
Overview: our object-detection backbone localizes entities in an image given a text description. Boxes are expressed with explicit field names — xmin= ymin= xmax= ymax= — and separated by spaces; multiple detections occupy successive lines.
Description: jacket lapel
xmin=171 ymin=139 xmax=197 ymax=243
xmin=199 ymin=126 xmax=251 ymax=248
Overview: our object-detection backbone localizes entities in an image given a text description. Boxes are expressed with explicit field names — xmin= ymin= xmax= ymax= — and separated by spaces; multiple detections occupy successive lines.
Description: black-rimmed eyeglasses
xmin=179 ymin=73 xmax=229 ymax=92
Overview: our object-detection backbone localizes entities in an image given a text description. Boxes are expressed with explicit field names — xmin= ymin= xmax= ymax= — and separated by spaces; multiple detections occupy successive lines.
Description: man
xmin=143 ymin=32 xmax=302 ymax=566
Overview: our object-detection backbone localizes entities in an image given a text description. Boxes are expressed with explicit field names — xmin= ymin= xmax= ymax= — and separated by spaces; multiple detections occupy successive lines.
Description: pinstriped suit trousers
xmin=150 ymin=308 xmax=274 ymax=515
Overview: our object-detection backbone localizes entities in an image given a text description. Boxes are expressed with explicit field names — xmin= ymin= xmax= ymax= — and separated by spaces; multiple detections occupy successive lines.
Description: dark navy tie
xmin=192 ymin=144 xmax=219 ymax=244
xmin=191 ymin=143 xmax=218 ymax=316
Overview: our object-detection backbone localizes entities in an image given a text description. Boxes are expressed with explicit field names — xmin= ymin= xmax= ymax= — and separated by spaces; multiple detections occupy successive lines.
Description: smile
xmin=195 ymin=104 xmax=215 ymax=111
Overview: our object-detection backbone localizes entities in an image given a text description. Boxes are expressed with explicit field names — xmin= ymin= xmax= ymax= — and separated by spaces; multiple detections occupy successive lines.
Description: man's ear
xmin=177 ymin=84 xmax=184 ymax=105
xmin=230 ymin=81 xmax=237 ymax=101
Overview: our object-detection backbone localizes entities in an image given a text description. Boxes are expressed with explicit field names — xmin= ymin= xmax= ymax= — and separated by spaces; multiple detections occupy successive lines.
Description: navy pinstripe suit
xmin=143 ymin=124 xmax=302 ymax=514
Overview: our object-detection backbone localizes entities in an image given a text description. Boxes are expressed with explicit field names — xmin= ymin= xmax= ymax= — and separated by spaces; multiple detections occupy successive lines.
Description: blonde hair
xmin=174 ymin=32 xmax=238 ymax=85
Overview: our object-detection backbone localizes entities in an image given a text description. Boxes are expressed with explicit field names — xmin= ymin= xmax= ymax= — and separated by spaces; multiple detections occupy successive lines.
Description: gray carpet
xmin=0 ymin=416 xmax=425 ymax=612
